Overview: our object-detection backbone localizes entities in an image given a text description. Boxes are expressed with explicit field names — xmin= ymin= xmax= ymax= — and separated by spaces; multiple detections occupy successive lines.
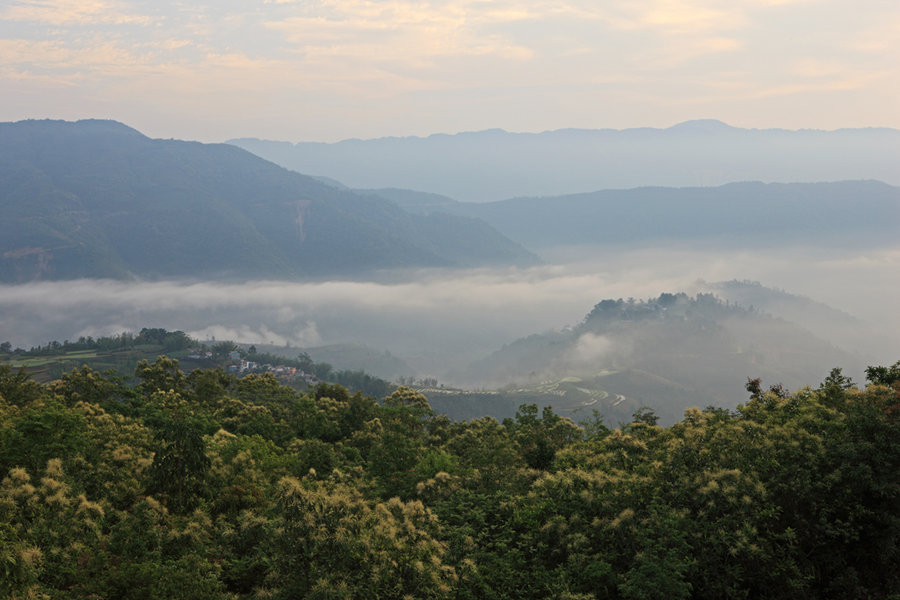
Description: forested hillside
xmin=2 ymin=357 xmax=898 ymax=599
xmin=0 ymin=119 xmax=536 ymax=282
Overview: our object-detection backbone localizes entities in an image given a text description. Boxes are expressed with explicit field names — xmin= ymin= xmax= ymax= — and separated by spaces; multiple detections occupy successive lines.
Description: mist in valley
xmin=4 ymin=120 xmax=896 ymax=422
xmin=3 ymin=240 xmax=897 ymax=412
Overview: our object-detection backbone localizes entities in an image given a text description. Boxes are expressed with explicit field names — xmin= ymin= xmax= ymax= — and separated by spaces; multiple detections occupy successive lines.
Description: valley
xmin=1 ymin=117 xmax=898 ymax=424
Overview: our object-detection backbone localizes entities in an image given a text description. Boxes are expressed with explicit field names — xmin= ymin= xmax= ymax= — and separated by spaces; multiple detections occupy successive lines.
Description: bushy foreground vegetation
xmin=1 ymin=358 xmax=898 ymax=599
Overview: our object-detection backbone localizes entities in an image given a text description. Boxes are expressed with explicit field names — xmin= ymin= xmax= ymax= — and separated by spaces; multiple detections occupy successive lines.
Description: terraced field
xmin=1 ymin=346 xmax=207 ymax=382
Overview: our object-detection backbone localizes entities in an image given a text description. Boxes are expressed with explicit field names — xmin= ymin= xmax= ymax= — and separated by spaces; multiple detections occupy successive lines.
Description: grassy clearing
xmin=4 ymin=350 xmax=101 ymax=368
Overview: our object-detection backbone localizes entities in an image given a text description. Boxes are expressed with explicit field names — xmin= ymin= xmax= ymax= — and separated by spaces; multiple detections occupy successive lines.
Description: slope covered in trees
xmin=1 ymin=357 xmax=898 ymax=599
xmin=0 ymin=119 xmax=536 ymax=282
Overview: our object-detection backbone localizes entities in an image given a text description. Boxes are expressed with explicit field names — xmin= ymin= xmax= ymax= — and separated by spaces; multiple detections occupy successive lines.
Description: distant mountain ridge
xmin=228 ymin=121 xmax=900 ymax=202
xmin=435 ymin=180 xmax=900 ymax=249
xmin=0 ymin=119 xmax=537 ymax=282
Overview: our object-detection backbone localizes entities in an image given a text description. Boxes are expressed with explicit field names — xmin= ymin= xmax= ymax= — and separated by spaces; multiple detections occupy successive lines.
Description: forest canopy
xmin=1 ymin=357 xmax=899 ymax=599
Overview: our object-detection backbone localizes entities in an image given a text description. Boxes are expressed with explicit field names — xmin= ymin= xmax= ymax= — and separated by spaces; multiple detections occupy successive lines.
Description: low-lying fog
xmin=2 ymin=242 xmax=899 ymax=386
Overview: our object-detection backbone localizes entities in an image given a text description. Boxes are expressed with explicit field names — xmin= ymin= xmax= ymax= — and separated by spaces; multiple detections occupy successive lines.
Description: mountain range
xmin=229 ymin=120 xmax=900 ymax=202
xmin=0 ymin=119 xmax=536 ymax=282
xmin=6 ymin=119 xmax=898 ymax=283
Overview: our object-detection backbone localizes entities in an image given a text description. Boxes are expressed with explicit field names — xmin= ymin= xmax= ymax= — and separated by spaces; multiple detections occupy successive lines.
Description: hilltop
xmin=454 ymin=292 xmax=861 ymax=424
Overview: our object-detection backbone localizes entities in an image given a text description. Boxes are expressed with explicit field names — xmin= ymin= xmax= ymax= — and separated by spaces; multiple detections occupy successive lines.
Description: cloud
xmin=1 ymin=243 xmax=898 ymax=380
xmin=571 ymin=332 xmax=615 ymax=363
xmin=843 ymin=15 xmax=900 ymax=56
xmin=263 ymin=0 xmax=538 ymax=66
xmin=0 ymin=38 xmax=146 ymax=74
xmin=0 ymin=0 xmax=155 ymax=26
xmin=636 ymin=0 xmax=746 ymax=33
xmin=746 ymin=75 xmax=879 ymax=99
xmin=790 ymin=58 xmax=850 ymax=79
xmin=641 ymin=35 xmax=741 ymax=66
xmin=188 ymin=322 xmax=321 ymax=347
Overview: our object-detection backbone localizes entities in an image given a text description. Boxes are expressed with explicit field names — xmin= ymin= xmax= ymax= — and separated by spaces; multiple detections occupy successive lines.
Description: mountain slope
xmin=0 ymin=119 xmax=537 ymax=282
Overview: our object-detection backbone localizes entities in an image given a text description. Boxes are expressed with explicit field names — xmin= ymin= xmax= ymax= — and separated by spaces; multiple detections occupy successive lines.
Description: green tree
xmin=866 ymin=359 xmax=900 ymax=386
xmin=507 ymin=404 xmax=582 ymax=470
xmin=0 ymin=400 xmax=88 ymax=474
xmin=0 ymin=365 xmax=42 ymax=407
xmin=135 ymin=356 xmax=187 ymax=398
xmin=272 ymin=477 xmax=457 ymax=599
xmin=147 ymin=415 xmax=210 ymax=513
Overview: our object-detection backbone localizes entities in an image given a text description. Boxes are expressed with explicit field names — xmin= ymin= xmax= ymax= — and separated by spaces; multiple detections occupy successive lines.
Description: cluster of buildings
xmin=186 ymin=348 xmax=321 ymax=387
xmin=224 ymin=351 xmax=320 ymax=386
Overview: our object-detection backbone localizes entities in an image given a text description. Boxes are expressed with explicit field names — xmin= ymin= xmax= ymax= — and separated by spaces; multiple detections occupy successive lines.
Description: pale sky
xmin=1 ymin=0 xmax=898 ymax=142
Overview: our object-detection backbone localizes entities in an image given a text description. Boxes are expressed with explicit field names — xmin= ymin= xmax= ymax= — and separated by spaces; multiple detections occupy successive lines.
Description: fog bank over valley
xmin=3 ymin=243 xmax=897 ymax=397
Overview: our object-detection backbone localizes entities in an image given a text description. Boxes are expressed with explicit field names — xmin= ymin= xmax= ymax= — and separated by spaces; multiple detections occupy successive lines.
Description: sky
xmin=2 ymin=0 xmax=899 ymax=142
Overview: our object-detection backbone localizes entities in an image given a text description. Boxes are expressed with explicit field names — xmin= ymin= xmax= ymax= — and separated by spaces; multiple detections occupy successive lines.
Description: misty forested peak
xmin=464 ymin=286 xmax=860 ymax=422
xmin=581 ymin=293 xmax=749 ymax=329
